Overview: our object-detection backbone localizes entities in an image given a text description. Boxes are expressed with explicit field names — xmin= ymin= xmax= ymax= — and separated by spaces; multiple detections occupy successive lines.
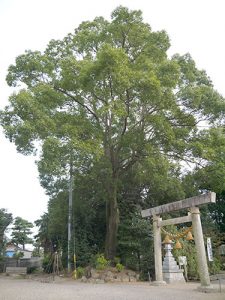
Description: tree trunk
xmin=105 ymin=175 xmax=119 ymax=261
xmin=0 ymin=234 xmax=4 ymax=255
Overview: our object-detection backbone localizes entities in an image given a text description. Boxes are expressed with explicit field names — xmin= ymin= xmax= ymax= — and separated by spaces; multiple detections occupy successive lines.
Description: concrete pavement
xmin=0 ymin=276 xmax=224 ymax=300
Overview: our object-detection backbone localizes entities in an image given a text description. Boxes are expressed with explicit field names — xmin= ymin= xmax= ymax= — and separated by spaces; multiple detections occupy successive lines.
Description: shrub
xmin=27 ymin=266 xmax=38 ymax=274
xmin=95 ymin=254 xmax=110 ymax=270
xmin=13 ymin=251 xmax=24 ymax=260
xmin=209 ymin=257 xmax=221 ymax=275
xmin=114 ymin=257 xmax=121 ymax=264
xmin=42 ymin=254 xmax=53 ymax=273
xmin=76 ymin=266 xmax=85 ymax=278
xmin=116 ymin=263 xmax=124 ymax=272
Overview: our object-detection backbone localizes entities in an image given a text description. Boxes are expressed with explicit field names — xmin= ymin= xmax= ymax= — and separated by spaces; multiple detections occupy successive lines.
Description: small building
xmin=5 ymin=244 xmax=32 ymax=259
xmin=5 ymin=244 xmax=15 ymax=258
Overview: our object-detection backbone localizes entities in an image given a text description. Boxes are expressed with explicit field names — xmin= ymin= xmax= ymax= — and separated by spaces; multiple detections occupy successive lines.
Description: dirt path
xmin=0 ymin=276 xmax=224 ymax=300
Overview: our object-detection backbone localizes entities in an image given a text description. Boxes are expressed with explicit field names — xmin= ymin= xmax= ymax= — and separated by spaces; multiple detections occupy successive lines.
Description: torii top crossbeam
xmin=141 ymin=192 xmax=216 ymax=218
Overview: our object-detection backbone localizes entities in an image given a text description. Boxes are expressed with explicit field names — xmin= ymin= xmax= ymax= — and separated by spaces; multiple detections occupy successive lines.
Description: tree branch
xmin=54 ymin=86 xmax=100 ymax=122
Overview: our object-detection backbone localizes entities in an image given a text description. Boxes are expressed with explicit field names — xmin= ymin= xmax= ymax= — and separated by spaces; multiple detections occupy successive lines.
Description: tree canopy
xmin=0 ymin=209 xmax=13 ymax=255
xmin=11 ymin=217 xmax=33 ymax=250
xmin=1 ymin=6 xmax=225 ymax=260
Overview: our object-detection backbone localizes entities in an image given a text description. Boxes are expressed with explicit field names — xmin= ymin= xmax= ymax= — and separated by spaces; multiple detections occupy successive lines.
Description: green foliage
xmin=13 ymin=251 xmax=24 ymax=260
xmin=95 ymin=253 xmax=110 ymax=270
xmin=118 ymin=211 xmax=154 ymax=279
xmin=114 ymin=257 xmax=121 ymax=265
xmin=116 ymin=263 xmax=124 ymax=272
xmin=0 ymin=209 xmax=13 ymax=233
xmin=34 ymin=213 xmax=52 ymax=254
xmin=27 ymin=266 xmax=38 ymax=274
xmin=32 ymin=244 xmax=43 ymax=257
xmin=181 ymin=128 xmax=225 ymax=235
xmin=42 ymin=254 xmax=53 ymax=273
xmin=208 ymin=257 xmax=221 ymax=275
xmin=173 ymin=241 xmax=199 ymax=279
xmin=211 ymin=192 xmax=225 ymax=233
xmin=76 ymin=266 xmax=85 ymax=278
xmin=1 ymin=5 xmax=225 ymax=263
xmin=0 ymin=209 xmax=13 ymax=255
xmin=11 ymin=217 xmax=33 ymax=249
xmin=161 ymin=225 xmax=199 ymax=280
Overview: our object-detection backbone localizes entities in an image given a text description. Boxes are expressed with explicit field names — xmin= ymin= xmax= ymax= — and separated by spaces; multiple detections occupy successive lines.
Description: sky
xmin=0 ymin=0 xmax=225 ymax=226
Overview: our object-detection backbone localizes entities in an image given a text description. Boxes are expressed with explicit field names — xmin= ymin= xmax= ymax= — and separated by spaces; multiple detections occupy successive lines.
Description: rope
xmin=161 ymin=226 xmax=192 ymax=240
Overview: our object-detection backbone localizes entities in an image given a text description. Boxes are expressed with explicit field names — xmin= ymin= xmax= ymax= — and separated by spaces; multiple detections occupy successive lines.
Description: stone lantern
xmin=162 ymin=235 xmax=185 ymax=283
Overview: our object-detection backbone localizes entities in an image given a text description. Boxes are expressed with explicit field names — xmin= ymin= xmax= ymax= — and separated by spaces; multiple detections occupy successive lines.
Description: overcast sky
xmin=0 ymin=0 xmax=225 ymax=225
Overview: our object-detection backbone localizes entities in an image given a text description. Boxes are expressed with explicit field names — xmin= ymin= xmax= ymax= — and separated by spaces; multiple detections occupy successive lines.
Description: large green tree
xmin=182 ymin=127 xmax=225 ymax=232
xmin=1 ymin=6 xmax=225 ymax=259
xmin=11 ymin=217 xmax=33 ymax=250
xmin=34 ymin=213 xmax=52 ymax=254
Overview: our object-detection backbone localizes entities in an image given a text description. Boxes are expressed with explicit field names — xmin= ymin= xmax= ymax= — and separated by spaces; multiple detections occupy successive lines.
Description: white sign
xmin=207 ymin=237 xmax=213 ymax=262
xmin=178 ymin=256 xmax=187 ymax=266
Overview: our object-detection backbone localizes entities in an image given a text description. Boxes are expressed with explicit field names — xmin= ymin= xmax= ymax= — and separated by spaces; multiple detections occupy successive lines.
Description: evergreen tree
xmin=11 ymin=217 xmax=33 ymax=250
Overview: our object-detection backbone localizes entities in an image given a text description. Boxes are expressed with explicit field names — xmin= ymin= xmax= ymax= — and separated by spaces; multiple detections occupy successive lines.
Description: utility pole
xmin=67 ymin=161 xmax=73 ymax=273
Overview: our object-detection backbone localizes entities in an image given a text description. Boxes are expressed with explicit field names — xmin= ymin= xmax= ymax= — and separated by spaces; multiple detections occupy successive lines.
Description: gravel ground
xmin=0 ymin=276 xmax=224 ymax=300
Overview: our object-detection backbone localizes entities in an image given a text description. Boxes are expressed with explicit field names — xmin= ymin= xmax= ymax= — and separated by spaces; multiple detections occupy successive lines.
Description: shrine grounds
xmin=0 ymin=275 xmax=224 ymax=300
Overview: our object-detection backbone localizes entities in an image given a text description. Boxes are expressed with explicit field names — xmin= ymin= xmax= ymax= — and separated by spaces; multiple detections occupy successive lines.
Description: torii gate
xmin=141 ymin=192 xmax=216 ymax=291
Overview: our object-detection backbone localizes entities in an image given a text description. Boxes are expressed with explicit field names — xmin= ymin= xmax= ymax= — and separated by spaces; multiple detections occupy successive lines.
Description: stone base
xmin=150 ymin=280 xmax=167 ymax=286
xmin=197 ymin=285 xmax=216 ymax=293
xmin=163 ymin=270 xmax=185 ymax=284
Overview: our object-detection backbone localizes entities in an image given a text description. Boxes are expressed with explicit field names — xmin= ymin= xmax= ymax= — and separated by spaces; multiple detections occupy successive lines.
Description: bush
xmin=13 ymin=251 xmax=24 ymax=260
xmin=114 ymin=257 xmax=121 ymax=265
xmin=209 ymin=257 xmax=221 ymax=275
xmin=95 ymin=254 xmax=110 ymax=270
xmin=116 ymin=263 xmax=124 ymax=272
xmin=27 ymin=266 xmax=38 ymax=274
xmin=42 ymin=254 xmax=53 ymax=273
xmin=76 ymin=266 xmax=85 ymax=278
xmin=173 ymin=240 xmax=199 ymax=280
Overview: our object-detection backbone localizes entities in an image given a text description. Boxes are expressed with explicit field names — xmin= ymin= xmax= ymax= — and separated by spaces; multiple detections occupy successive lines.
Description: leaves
xmin=1 ymin=6 xmax=225 ymax=259
xmin=11 ymin=217 xmax=33 ymax=249
xmin=0 ymin=209 xmax=13 ymax=251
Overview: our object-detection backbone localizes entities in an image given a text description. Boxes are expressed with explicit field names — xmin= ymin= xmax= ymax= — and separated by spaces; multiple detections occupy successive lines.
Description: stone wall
xmin=0 ymin=257 xmax=42 ymax=272
xmin=81 ymin=268 xmax=139 ymax=284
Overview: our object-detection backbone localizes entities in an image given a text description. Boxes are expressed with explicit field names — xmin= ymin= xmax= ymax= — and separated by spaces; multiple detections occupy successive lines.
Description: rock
xmin=129 ymin=276 xmax=137 ymax=282
xmin=127 ymin=270 xmax=136 ymax=277
xmin=81 ymin=276 xmax=88 ymax=283
xmin=83 ymin=267 xmax=139 ymax=284
xmin=121 ymin=276 xmax=130 ymax=282
xmin=88 ymin=278 xmax=96 ymax=284
xmin=95 ymin=279 xmax=105 ymax=284
xmin=106 ymin=271 xmax=113 ymax=278
xmin=85 ymin=266 xmax=92 ymax=278
xmin=91 ymin=269 xmax=99 ymax=279
xmin=105 ymin=271 xmax=114 ymax=282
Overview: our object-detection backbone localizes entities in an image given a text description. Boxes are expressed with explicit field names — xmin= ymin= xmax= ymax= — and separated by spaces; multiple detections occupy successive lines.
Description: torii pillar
xmin=142 ymin=192 xmax=216 ymax=291
xmin=191 ymin=206 xmax=211 ymax=289
xmin=152 ymin=215 xmax=166 ymax=285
